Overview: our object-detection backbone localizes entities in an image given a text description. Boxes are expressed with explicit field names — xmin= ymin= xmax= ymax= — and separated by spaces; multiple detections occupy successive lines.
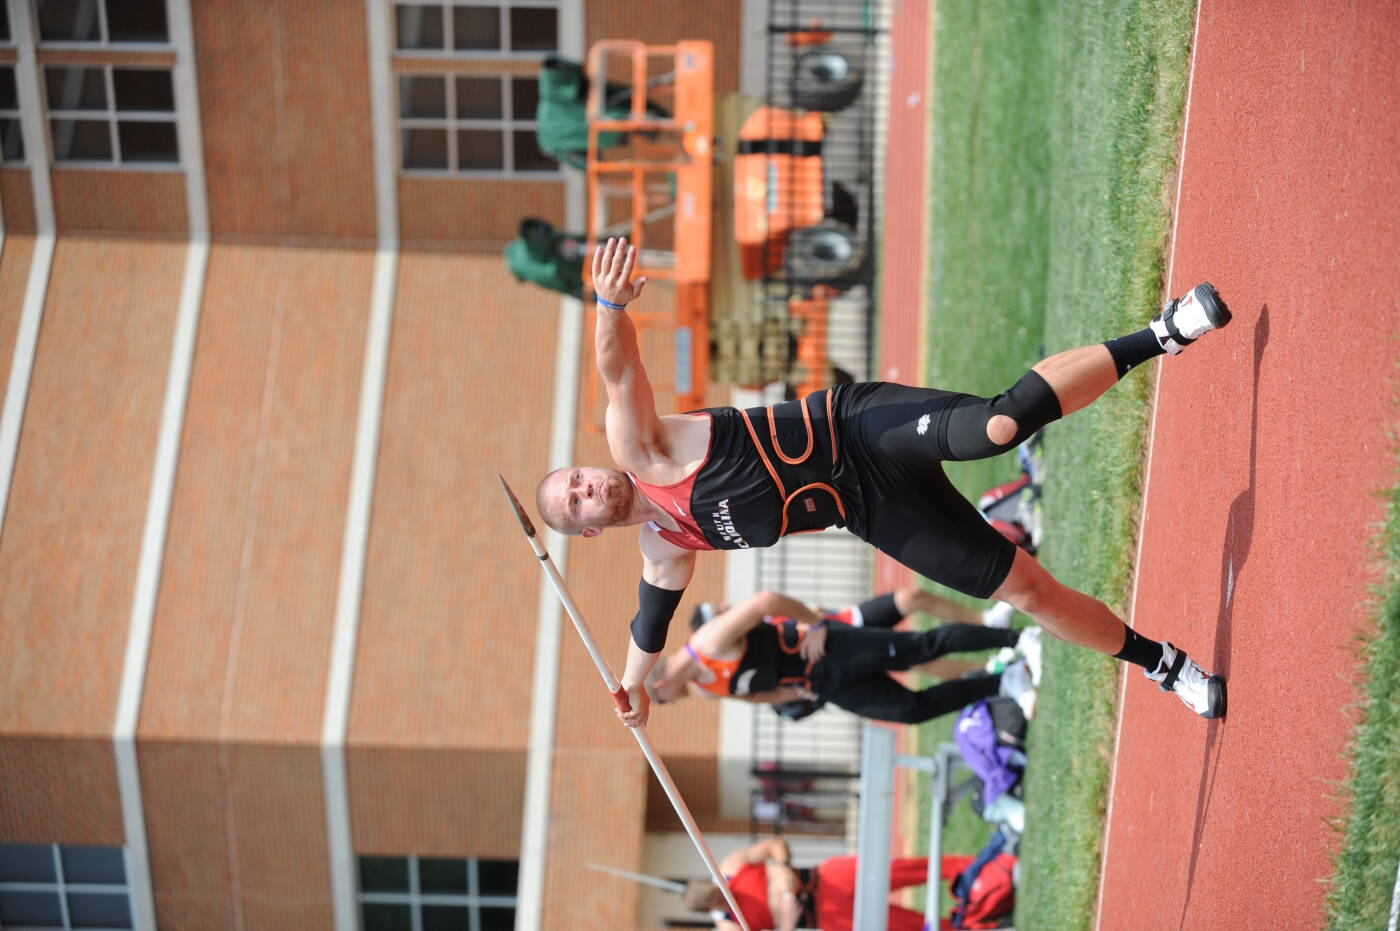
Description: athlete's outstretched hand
xmin=592 ymin=236 xmax=648 ymax=308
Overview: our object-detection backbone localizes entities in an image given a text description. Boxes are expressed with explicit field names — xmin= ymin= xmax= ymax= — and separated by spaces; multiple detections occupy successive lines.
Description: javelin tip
xmin=498 ymin=474 xmax=537 ymax=537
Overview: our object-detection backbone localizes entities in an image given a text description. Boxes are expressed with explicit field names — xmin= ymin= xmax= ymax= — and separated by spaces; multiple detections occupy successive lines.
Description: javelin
xmin=585 ymin=861 xmax=686 ymax=893
xmin=498 ymin=476 xmax=752 ymax=931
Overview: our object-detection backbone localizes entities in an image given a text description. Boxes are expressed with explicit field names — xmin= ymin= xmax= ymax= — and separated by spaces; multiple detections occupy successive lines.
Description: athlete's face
xmin=549 ymin=466 xmax=631 ymax=535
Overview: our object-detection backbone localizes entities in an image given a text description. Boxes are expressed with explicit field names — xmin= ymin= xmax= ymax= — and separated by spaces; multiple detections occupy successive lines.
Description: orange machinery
xmin=583 ymin=40 xmax=713 ymax=421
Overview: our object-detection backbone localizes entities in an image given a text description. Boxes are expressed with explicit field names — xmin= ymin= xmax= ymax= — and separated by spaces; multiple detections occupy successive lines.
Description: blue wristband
xmin=596 ymin=296 xmax=627 ymax=311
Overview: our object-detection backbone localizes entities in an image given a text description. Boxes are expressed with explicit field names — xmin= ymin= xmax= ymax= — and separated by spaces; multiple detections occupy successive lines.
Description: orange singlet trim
xmin=770 ymin=399 xmax=815 ymax=465
xmin=766 ymin=616 xmax=805 ymax=654
xmin=686 ymin=642 xmax=739 ymax=697
xmin=825 ymin=389 xmax=838 ymax=465
xmin=739 ymin=408 xmax=787 ymax=498
xmin=777 ymin=482 xmax=847 ymax=538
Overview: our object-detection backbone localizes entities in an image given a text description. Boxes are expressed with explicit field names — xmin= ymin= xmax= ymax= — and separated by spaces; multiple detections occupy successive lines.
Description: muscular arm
xmin=592 ymin=238 xmax=666 ymax=469
xmin=615 ymin=528 xmax=696 ymax=726
xmin=691 ymin=591 xmax=818 ymax=657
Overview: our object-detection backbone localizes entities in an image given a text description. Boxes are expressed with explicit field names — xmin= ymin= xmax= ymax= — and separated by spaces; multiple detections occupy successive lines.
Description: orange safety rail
xmin=582 ymin=40 xmax=713 ymax=423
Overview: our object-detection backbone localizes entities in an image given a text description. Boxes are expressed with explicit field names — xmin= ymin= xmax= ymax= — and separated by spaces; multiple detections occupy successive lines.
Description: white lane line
xmin=1093 ymin=1 xmax=1208 ymax=927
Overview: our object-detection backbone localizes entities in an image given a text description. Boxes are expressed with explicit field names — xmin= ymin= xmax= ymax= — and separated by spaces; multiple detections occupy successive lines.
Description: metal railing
xmin=736 ymin=0 xmax=892 ymax=846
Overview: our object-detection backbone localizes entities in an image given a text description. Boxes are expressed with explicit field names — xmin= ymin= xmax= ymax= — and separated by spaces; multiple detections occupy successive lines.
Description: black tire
xmin=792 ymin=47 xmax=864 ymax=112
xmin=828 ymin=180 xmax=859 ymax=229
xmin=785 ymin=220 xmax=864 ymax=287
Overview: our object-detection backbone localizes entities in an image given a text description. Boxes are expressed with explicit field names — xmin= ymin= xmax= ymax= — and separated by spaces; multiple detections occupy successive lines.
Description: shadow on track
xmin=1177 ymin=305 xmax=1270 ymax=930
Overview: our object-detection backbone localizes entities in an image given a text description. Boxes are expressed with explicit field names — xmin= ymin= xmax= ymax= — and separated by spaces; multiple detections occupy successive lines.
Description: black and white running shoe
xmin=1145 ymin=641 xmax=1227 ymax=718
xmin=1150 ymin=282 xmax=1232 ymax=354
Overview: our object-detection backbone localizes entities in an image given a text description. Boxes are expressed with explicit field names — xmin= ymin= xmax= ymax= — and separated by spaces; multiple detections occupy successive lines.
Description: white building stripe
xmin=514 ymin=296 xmax=583 ymax=931
xmin=0 ymin=0 xmax=55 ymax=543
xmin=112 ymin=1 xmax=211 ymax=928
xmin=1093 ymin=1 xmax=1206 ymax=927
xmin=323 ymin=3 xmax=400 ymax=929
xmin=515 ymin=4 xmax=584 ymax=926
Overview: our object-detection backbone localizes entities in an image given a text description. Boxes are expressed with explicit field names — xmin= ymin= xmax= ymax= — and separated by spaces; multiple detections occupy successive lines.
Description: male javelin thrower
xmin=536 ymin=238 xmax=1230 ymax=727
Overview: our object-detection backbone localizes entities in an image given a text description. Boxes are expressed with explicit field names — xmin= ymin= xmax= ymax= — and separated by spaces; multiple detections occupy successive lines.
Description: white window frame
xmin=391 ymin=0 xmax=560 ymax=60
xmin=43 ymin=63 xmax=180 ymax=170
xmin=28 ymin=0 xmax=172 ymax=50
xmin=357 ymin=855 xmax=517 ymax=931
xmin=398 ymin=71 xmax=557 ymax=178
xmin=0 ymin=64 xmax=25 ymax=165
xmin=0 ymin=843 xmax=134 ymax=930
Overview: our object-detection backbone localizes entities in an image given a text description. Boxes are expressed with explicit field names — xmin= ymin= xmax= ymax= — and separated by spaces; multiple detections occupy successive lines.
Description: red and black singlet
xmin=631 ymin=389 xmax=849 ymax=551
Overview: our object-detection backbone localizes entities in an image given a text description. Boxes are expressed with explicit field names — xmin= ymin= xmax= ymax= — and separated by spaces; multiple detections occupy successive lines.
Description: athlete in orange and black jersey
xmin=629 ymin=387 xmax=849 ymax=553
xmin=684 ymin=618 xmax=813 ymax=699
xmin=540 ymin=238 xmax=1233 ymax=729
xmin=651 ymin=591 xmax=1020 ymax=726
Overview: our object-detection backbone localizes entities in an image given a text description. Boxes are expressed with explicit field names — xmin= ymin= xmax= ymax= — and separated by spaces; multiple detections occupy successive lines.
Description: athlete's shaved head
xmin=535 ymin=468 xmax=579 ymax=535
xmin=535 ymin=465 xmax=633 ymax=536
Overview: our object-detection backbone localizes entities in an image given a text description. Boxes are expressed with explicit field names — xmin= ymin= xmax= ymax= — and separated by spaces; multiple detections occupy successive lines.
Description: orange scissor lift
xmin=583 ymin=40 xmax=713 ymax=423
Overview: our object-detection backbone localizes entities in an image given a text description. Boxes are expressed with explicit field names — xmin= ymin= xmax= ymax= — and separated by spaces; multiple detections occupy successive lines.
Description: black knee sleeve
xmin=943 ymin=369 xmax=1063 ymax=461
xmin=990 ymin=370 xmax=1062 ymax=445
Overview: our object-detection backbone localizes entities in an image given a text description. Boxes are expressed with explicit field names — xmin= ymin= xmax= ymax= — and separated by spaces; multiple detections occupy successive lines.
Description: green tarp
xmin=504 ymin=218 xmax=584 ymax=299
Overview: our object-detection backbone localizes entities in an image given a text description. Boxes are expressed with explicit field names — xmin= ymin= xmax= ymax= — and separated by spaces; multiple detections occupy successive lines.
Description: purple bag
xmin=953 ymin=698 xmax=1024 ymax=803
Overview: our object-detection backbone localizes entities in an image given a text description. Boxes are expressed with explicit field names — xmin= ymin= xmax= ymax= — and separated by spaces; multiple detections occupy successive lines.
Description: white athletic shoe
xmin=984 ymin=646 xmax=1017 ymax=674
xmin=1015 ymin=626 xmax=1043 ymax=686
xmin=982 ymin=601 xmax=1015 ymax=629
xmin=1150 ymin=282 xmax=1232 ymax=354
xmin=999 ymin=658 xmax=1037 ymax=720
xmin=1145 ymin=642 xmax=1227 ymax=718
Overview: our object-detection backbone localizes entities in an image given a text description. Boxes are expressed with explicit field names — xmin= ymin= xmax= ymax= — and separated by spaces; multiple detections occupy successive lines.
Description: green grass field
xmin=911 ymin=1 xmax=1197 ymax=927
xmin=1325 ymin=458 xmax=1400 ymax=930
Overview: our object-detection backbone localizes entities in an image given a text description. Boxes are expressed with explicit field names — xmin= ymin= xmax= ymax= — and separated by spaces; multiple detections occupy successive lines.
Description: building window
xmin=36 ymin=0 xmax=168 ymax=45
xmin=0 ymin=66 xmax=23 ymax=163
xmin=398 ymin=73 xmax=553 ymax=175
xmin=358 ymin=855 xmax=518 ymax=931
xmin=394 ymin=2 xmax=557 ymax=55
xmin=0 ymin=2 xmax=11 ymax=43
xmin=44 ymin=65 xmax=179 ymax=166
xmin=0 ymin=843 xmax=134 ymax=929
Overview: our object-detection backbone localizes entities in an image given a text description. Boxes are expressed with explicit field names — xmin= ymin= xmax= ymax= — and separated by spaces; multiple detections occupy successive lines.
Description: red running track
xmin=874 ymin=0 xmax=930 ymax=597
xmin=1096 ymin=1 xmax=1400 ymax=928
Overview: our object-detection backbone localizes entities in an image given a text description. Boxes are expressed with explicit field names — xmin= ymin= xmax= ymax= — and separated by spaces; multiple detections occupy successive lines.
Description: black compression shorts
xmin=832 ymin=381 xmax=1043 ymax=598
xmin=852 ymin=592 xmax=900 ymax=628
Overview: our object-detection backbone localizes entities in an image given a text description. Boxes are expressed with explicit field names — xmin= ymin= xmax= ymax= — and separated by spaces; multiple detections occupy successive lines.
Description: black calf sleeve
xmin=630 ymin=579 xmax=684 ymax=653
xmin=1103 ymin=328 xmax=1166 ymax=378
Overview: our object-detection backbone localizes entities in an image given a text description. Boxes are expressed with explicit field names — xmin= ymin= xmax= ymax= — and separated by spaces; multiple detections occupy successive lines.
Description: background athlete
xmin=648 ymin=589 xmax=1040 ymax=724
xmin=681 ymin=835 xmax=968 ymax=931
xmin=536 ymin=238 xmax=1232 ymax=727
xmin=685 ymin=587 xmax=1021 ymax=719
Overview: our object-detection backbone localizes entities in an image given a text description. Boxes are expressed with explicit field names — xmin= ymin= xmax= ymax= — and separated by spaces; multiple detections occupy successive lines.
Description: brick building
xmin=0 ymin=1 xmax=758 ymax=928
